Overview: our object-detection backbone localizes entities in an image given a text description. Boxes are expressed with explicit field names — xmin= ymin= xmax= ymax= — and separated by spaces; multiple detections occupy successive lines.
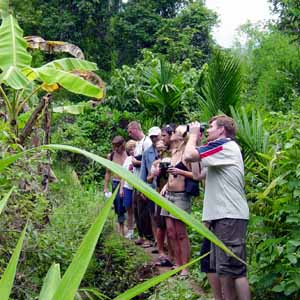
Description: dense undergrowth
xmin=0 ymin=164 xmax=150 ymax=299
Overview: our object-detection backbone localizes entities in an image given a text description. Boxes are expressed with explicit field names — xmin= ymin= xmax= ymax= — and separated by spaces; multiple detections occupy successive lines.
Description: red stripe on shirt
xmin=200 ymin=145 xmax=223 ymax=159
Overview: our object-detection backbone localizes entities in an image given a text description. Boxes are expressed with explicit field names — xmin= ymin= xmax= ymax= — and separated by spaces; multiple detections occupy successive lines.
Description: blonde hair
xmin=125 ymin=139 xmax=136 ymax=150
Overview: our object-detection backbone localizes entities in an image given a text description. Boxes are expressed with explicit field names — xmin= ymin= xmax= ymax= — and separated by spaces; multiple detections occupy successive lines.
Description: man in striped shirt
xmin=184 ymin=115 xmax=250 ymax=300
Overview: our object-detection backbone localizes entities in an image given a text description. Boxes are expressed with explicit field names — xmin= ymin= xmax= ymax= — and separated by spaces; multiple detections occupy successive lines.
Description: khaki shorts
xmin=161 ymin=191 xmax=191 ymax=219
xmin=210 ymin=218 xmax=248 ymax=278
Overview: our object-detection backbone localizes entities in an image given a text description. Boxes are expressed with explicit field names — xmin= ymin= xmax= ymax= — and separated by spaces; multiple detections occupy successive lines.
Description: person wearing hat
xmin=103 ymin=135 xmax=127 ymax=236
xmin=134 ymin=126 xmax=162 ymax=248
xmin=127 ymin=121 xmax=152 ymax=245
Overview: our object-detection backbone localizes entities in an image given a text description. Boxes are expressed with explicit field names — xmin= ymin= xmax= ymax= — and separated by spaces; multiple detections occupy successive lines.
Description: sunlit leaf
xmin=0 ymin=225 xmax=27 ymax=300
xmin=39 ymin=263 xmax=61 ymax=300
xmin=0 ymin=187 xmax=14 ymax=215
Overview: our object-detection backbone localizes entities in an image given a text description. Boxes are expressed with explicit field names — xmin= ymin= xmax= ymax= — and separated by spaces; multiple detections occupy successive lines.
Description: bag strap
xmin=109 ymin=151 xmax=114 ymax=161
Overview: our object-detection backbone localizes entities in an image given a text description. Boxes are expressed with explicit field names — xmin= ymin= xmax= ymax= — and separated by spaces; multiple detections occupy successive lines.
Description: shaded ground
xmin=138 ymin=242 xmax=208 ymax=299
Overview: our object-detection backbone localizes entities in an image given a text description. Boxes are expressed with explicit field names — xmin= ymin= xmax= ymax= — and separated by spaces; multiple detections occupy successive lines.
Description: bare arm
xmin=184 ymin=122 xmax=202 ymax=162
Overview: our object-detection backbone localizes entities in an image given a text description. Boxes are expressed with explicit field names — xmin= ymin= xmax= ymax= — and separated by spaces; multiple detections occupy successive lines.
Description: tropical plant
xmin=139 ymin=58 xmax=185 ymax=123
xmin=0 ymin=2 xmax=103 ymax=142
xmin=198 ymin=50 xmax=243 ymax=120
xmin=230 ymin=106 xmax=270 ymax=162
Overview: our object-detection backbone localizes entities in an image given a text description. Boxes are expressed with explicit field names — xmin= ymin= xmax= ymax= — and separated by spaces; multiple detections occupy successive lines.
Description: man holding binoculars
xmin=184 ymin=115 xmax=250 ymax=300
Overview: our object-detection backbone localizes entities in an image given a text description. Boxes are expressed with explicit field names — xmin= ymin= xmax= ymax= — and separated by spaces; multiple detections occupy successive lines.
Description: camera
xmin=134 ymin=154 xmax=143 ymax=161
xmin=159 ymin=161 xmax=171 ymax=179
xmin=186 ymin=123 xmax=208 ymax=133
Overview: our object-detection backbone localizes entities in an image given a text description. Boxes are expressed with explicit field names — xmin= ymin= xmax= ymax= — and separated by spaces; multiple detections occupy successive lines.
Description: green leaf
xmin=272 ymin=284 xmax=284 ymax=292
xmin=44 ymin=58 xmax=98 ymax=72
xmin=79 ymin=288 xmax=111 ymax=300
xmin=0 ymin=66 xmax=30 ymax=89
xmin=0 ymin=187 xmax=14 ymax=215
xmin=200 ymin=50 xmax=242 ymax=119
xmin=287 ymin=254 xmax=297 ymax=264
xmin=51 ymin=188 xmax=117 ymax=300
xmin=0 ymin=0 xmax=9 ymax=17
xmin=0 ymin=15 xmax=32 ymax=70
xmin=0 ymin=224 xmax=27 ymax=300
xmin=53 ymin=103 xmax=88 ymax=115
xmin=39 ymin=263 xmax=61 ymax=300
xmin=114 ymin=255 xmax=207 ymax=300
xmin=34 ymin=67 xmax=103 ymax=99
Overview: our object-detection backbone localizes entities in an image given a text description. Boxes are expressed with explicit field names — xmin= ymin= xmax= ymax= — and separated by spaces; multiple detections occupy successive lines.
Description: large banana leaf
xmin=0 ymin=66 xmax=30 ymax=89
xmin=0 ymin=144 xmax=243 ymax=263
xmin=39 ymin=263 xmax=61 ymax=300
xmin=51 ymin=188 xmax=116 ymax=300
xmin=34 ymin=67 xmax=103 ymax=99
xmin=53 ymin=103 xmax=88 ymax=115
xmin=0 ymin=225 xmax=27 ymax=300
xmin=44 ymin=58 xmax=98 ymax=72
xmin=0 ymin=187 xmax=14 ymax=215
xmin=0 ymin=15 xmax=32 ymax=70
xmin=0 ymin=0 xmax=9 ymax=17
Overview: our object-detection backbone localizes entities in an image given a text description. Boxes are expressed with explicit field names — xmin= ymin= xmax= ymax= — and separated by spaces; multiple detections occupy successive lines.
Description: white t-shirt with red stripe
xmin=196 ymin=138 xmax=249 ymax=221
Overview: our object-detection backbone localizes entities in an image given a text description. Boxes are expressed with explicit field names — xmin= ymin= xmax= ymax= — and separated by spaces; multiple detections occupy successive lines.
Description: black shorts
xmin=200 ymin=238 xmax=215 ymax=273
xmin=210 ymin=218 xmax=248 ymax=278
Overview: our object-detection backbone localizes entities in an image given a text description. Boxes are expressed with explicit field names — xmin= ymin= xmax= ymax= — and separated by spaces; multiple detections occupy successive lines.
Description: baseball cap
xmin=148 ymin=126 xmax=161 ymax=137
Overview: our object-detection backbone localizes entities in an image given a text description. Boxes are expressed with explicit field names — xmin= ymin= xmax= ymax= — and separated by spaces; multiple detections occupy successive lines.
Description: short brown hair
xmin=209 ymin=115 xmax=237 ymax=139
xmin=112 ymin=136 xmax=125 ymax=151
xmin=127 ymin=121 xmax=141 ymax=130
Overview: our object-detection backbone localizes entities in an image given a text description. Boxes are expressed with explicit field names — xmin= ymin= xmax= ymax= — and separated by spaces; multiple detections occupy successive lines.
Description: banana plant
xmin=0 ymin=1 xmax=103 ymax=139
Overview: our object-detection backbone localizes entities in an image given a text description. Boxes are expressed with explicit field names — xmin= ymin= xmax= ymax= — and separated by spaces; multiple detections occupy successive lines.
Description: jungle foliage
xmin=1 ymin=0 xmax=300 ymax=299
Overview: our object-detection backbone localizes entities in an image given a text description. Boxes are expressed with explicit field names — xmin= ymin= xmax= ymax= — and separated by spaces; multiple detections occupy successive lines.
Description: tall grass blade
xmin=39 ymin=263 xmax=61 ymax=300
xmin=114 ymin=255 xmax=208 ymax=300
xmin=0 ymin=187 xmax=14 ymax=215
xmin=0 ymin=144 xmax=242 ymax=262
xmin=42 ymin=144 xmax=241 ymax=263
xmin=0 ymin=224 xmax=27 ymax=299
xmin=51 ymin=188 xmax=117 ymax=300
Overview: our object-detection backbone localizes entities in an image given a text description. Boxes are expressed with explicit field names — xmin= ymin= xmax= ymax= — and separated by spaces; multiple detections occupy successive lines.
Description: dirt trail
xmin=139 ymin=243 xmax=207 ymax=299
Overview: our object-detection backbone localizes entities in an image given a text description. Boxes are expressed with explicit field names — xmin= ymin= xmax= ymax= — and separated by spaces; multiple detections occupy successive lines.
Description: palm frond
xmin=200 ymin=50 xmax=242 ymax=119
xmin=231 ymin=106 xmax=270 ymax=162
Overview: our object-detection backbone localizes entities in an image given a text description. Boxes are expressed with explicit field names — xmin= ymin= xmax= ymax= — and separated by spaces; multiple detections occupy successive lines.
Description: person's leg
xmin=166 ymin=217 xmax=181 ymax=267
xmin=174 ymin=219 xmax=190 ymax=275
xmin=214 ymin=219 xmax=248 ymax=300
xmin=156 ymin=227 xmax=165 ymax=256
xmin=133 ymin=191 xmax=144 ymax=243
xmin=124 ymin=188 xmax=134 ymax=238
xmin=148 ymin=201 xmax=157 ymax=243
xmin=200 ymin=237 xmax=224 ymax=299
xmin=234 ymin=277 xmax=250 ymax=300
xmin=139 ymin=198 xmax=153 ymax=245
xmin=220 ymin=276 xmax=237 ymax=300
xmin=207 ymin=273 xmax=224 ymax=300
xmin=119 ymin=222 xmax=125 ymax=236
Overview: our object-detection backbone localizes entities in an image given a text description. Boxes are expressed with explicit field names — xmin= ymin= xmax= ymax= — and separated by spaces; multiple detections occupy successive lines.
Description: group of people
xmin=104 ymin=116 xmax=251 ymax=300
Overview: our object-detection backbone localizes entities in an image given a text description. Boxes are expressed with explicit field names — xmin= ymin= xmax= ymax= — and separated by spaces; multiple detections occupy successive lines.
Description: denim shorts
xmin=112 ymin=180 xmax=126 ymax=224
xmin=123 ymin=187 xmax=133 ymax=209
